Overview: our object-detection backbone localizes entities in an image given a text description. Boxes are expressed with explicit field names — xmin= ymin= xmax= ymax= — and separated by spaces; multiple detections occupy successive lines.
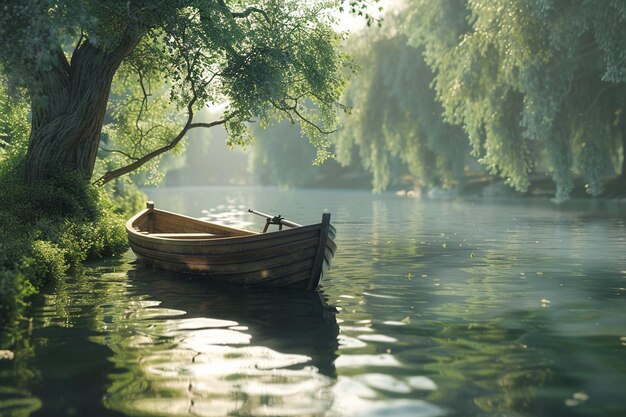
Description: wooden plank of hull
xmin=324 ymin=246 xmax=334 ymax=268
xmin=136 ymin=253 xmax=314 ymax=277
xmin=129 ymin=228 xmax=321 ymax=254
xmin=129 ymin=236 xmax=320 ymax=265
xmin=326 ymin=238 xmax=337 ymax=257
xmin=329 ymin=224 xmax=337 ymax=240
xmin=136 ymin=255 xmax=315 ymax=287
xmin=130 ymin=243 xmax=318 ymax=274
xmin=245 ymin=268 xmax=317 ymax=289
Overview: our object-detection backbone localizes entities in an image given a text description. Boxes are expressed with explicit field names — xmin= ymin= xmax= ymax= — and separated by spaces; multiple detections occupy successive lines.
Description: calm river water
xmin=1 ymin=186 xmax=625 ymax=417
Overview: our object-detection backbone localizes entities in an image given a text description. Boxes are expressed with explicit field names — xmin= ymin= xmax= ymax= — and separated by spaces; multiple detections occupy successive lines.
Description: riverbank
xmin=401 ymin=175 xmax=626 ymax=202
xmin=0 ymin=168 xmax=143 ymax=344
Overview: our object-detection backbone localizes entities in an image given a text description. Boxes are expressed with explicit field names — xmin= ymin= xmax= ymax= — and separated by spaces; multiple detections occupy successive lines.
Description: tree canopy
xmin=334 ymin=19 xmax=470 ymax=192
xmin=403 ymin=0 xmax=626 ymax=200
xmin=330 ymin=0 xmax=626 ymax=200
xmin=0 ymin=0 xmax=352 ymax=184
xmin=1 ymin=0 xmax=624 ymax=201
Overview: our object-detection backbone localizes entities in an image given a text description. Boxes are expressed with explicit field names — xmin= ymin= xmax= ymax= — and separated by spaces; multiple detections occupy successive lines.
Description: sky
xmin=334 ymin=0 xmax=398 ymax=32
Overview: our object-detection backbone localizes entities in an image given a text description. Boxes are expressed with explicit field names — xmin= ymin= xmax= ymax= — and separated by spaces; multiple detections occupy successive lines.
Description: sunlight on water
xmin=1 ymin=186 xmax=625 ymax=417
xmin=200 ymin=202 xmax=254 ymax=229
xmin=90 ymin=269 xmax=339 ymax=417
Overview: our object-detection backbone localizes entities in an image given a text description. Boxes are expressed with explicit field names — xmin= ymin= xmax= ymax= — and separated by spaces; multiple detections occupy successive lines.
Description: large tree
xmin=335 ymin=26 xmax=470 ymax=192
xmin=0 ymin=0 xmax=353 ymax=184
xmin=404 ymin=0 xmax=626 ymax=201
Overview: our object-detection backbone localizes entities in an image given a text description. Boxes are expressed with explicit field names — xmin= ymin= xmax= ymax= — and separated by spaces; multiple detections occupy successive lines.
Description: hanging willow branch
xmin=271 ymin=98 xmax=338 ymax=134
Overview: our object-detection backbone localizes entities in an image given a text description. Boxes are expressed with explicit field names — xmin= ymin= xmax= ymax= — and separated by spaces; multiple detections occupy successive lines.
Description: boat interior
xmin=131 ymin=208 xmax=258 ymax=240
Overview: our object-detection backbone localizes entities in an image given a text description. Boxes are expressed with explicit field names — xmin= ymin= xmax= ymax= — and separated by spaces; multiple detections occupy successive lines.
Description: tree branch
xmin=272 ymin=99 xmax=337 ymax=134
xmin=292 ymin=106 xmax=337 ymax=134
xmin=72 ymin=31 xmax=85 ymax=58
xmin=584 ymin=84 xmax=611 ymax=114
xmin=93 ymin=102 xmax=238 ymax=185
xmin=216 ymin=0 xmax=270 ymax=22
xmin=99 ymin=146 xmax=139 ymax=161
xmin=231 ymin=7 xmax=270 ymax=22
xmin=130 ymin=62 xmax=151 ymax=131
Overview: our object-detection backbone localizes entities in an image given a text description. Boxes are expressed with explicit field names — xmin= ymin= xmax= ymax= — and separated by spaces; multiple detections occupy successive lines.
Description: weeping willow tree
xmin=335 ymin=21 xmax=470 ymax=192
xmin=404 ymin=0 xmax=626 ymax=201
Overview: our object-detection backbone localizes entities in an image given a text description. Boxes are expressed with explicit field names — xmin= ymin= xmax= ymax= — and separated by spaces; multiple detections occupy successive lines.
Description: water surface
xmin=1 ymin=186 xmax=625 ymax=417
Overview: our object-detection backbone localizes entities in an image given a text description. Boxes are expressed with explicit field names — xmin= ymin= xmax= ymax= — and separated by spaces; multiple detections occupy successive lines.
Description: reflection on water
xmin=99 ymin=269 xmax=340 ymax=417
xmin=1 ymin=187 xmax=625 ymax=417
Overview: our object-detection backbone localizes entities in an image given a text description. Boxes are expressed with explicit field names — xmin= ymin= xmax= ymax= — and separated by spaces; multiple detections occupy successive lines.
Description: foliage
xmin=0 ymin=75 xmax=30 ymax=158
xmin=249 ymin=120 xmax=372 ymax=188
xmin=340 ymin=0 xmax=383 ymax=27
xmin=97 ymin=57 xmax=185 ymax=186
xmin=404 ymin=0 xmax=626 ymax=201
xmin=335 ymin=22 xmax=470 ymax=191
xmin=106 ymin=180 xmax=146 ymax=216
xmin=0 ymin=160 xmax=131 ymax=334
xmin=0 ymin=272 xmax=36 ymax=328
xmin=0 ymin=0 xmax=352 ymax=184
xmin=250 ymin=122 xmax=320 ymax=187
xmin=0 ymin=0 xmax=354 ymax=329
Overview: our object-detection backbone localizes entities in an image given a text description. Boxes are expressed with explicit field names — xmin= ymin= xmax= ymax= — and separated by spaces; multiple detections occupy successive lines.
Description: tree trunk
xmin=25 ymin=36 xmax=136 ymax=182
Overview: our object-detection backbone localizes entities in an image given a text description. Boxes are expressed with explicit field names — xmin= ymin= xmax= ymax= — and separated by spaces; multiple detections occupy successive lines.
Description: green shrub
xmin=19 ymin=240 xmax=68 ymax=287
xmin=0 ymin=161 xmax=140 ymax=333
xmin=92 ymin=209 xmax=129 ymax=257
xmin=0 ymin=270 xmax=36 ymax=321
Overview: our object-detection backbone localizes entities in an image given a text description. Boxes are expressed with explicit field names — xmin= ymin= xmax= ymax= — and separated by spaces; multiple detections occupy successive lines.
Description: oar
xmin=248 ymin=209 xmax=302 ymax=232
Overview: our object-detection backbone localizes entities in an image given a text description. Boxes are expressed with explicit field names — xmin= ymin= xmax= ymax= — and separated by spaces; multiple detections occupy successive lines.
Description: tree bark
xmin=25 ymin=34 xmax=138 ymax=182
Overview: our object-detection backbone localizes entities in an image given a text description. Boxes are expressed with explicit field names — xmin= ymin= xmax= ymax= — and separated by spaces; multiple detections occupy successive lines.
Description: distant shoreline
xmin=399 ymin=175 xmax=626 ymax=203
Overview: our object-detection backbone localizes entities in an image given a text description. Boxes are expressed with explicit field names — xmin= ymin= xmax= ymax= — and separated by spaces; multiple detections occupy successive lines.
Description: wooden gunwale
xmin=128 ymin=226 xmax=321 ymax=247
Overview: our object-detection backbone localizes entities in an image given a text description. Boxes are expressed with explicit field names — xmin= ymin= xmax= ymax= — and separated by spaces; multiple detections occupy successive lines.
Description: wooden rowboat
xmin=126 ymin=202 xmax=336 ymax=290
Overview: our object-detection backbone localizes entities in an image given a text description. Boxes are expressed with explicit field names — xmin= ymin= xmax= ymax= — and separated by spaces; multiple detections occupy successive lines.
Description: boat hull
xmin=126 ymin=205 xmax=336 ymax=290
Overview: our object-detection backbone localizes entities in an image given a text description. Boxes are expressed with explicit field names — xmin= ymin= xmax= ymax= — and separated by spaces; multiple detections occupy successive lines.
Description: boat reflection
xmin=103 ymin=267 xmax=339 ymax=417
